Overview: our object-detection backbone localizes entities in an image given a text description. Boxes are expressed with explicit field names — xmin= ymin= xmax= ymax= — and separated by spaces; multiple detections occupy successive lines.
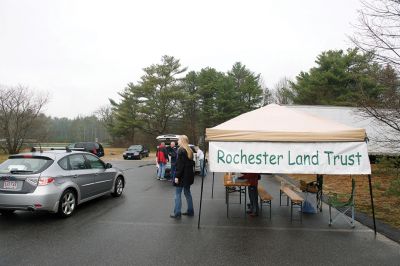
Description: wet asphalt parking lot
xmin=0 ymin=159 xmax=399 ymax=265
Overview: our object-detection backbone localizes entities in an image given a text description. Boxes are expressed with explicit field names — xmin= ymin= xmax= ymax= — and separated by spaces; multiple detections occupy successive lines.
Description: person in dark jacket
xmin=170 ymin=135 xmax=195 ymax=218
xmin=167 ymin=141 xmax=178 ymax=181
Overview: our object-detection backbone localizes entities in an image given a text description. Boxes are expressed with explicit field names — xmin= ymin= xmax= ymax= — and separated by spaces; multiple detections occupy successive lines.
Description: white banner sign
xmin=209 ymin=141 xmax=371 ymax=174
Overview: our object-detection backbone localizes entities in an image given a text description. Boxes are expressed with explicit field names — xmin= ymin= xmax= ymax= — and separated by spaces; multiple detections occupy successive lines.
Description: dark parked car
xmin=123 ymin=145 xmax=149 ymax=160
xmin=68 ymin=142 xmax=104 ymax=157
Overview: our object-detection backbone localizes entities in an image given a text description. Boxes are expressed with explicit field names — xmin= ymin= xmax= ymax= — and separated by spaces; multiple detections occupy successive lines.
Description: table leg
xmin=239 ymin=186 xmax=242 ymax=204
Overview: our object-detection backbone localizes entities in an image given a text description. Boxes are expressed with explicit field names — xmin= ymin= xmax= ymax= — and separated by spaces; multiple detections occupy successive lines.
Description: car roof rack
xmin=30 ymin=146 xmax=85 ymax=153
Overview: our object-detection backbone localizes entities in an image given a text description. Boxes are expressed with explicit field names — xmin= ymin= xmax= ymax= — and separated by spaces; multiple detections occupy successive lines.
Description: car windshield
xmin=128 ymin=145 xmax=143 ymax=151
xmin=0 ymin=157 xmax=52 ymax=174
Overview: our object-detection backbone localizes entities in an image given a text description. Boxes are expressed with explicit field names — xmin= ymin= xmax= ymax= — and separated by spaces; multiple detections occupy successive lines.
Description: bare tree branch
xmin=351 ymin=1 xmax=400 ymax=152
xmin=0 ymin=85 xmax=49 ymax=154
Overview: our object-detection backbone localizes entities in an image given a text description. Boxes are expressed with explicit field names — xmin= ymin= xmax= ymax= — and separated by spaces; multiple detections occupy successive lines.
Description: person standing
xmin=239 ymin=173 xmax=260 ymax=217
xmin=195 ymin=146 xmax=206 ymax=177
xmin=168 ymin=141 xmax=178 ymax=181
xmin=156 ymin=142 xmax=168 ymax=180
xmin=170 ymin=135 xmax=195 ymax=218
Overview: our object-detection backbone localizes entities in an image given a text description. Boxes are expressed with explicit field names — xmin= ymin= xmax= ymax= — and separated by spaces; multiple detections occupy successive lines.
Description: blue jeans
xmin=174 ymin=186 xmax=194 ymax=216
xmin=158 ymin=163 xmax=166 ymax=178
xmin=170 ymin=163 xmax=176 ymax=179
xmin=199 ymin=159 xmax=207 ymax=177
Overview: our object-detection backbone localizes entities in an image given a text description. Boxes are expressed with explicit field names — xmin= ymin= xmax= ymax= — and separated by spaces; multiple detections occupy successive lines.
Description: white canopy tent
xmin=197 ymin=104 xmax=376 ymax=233
xmin=206 ymin=104 xmax=366 ymax=142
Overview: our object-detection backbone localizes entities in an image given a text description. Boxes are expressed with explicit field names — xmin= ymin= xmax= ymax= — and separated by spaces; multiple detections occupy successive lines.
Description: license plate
xmin=3 ymin=180 xmax=17 ymax=190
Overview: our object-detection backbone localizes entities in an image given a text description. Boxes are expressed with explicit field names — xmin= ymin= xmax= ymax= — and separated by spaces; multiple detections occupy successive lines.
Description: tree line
xmin=100 ymin=58 xmax=266 ymax=148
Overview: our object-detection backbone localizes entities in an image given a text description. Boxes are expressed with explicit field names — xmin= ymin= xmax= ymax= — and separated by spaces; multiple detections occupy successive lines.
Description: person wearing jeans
xmin=168 ymin=141 xmax=178 ymax=181
xmin=157 ymin=162 xmax=166 ymax=180
xmin=195 ymin=146 xmax=206 ymax=177
xmin=156 ymin=143 xmax=168 ymax=180
xmin=174 ymin=186 xmax=194 ymax=217
xmin=171 ymin=135 xmax=195 ymax=218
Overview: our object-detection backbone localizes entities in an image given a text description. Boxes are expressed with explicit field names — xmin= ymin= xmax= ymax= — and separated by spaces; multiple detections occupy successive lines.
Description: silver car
xmin=0 ymin=149 xmax=125 ymax=217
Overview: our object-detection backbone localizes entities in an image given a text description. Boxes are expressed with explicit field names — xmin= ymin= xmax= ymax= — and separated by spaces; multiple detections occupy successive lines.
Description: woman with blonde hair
xmin=170 ymin=135 xmax=195 ymax=218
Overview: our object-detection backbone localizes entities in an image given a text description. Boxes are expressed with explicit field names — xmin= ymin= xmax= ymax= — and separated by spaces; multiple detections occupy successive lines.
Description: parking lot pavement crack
xmin=121 ymin=163 xmax=155 ymax=172
xmin=138 ymin=163 xmax=156 ymax=168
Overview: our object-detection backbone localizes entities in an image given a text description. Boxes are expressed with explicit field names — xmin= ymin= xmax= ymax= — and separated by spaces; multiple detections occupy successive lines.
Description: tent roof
xmin=206 ymin=104 xmax=366 ymax=142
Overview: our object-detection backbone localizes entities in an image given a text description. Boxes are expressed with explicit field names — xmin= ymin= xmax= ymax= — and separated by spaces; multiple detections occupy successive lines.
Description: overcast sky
xmin=0 ymin=0 xmax=363 ymax=119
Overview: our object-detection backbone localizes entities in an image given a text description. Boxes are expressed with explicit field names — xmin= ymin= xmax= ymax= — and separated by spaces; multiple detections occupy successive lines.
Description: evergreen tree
xmin=133 ymin=55 xmax=187 ymax=136
xmin=291 ymin=48 xmax=381 ymax=106
xmin=181 ymin=71 xmax=200 ymax=143
xmin=109 ymin=84 xmax=142 ymax=143
xmin=227 ymin=62 xmax=264 ymax=112
xmin=196 ymin=67 xmax=225 ymax=130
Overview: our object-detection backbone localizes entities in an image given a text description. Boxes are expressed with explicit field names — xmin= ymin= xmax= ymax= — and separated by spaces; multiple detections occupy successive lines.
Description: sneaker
xmin=182 ymin=212 xmax=194 ymax=216
xmin=160 ymin=178 xmax=167 ymax=181
xmin=170 ymin=214 xmax=181 ymax=219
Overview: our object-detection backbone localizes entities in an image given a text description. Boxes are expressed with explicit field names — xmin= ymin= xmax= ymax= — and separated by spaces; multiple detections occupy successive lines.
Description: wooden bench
xmin=280 ymin=184 xmax=304 ymax=222
xmin=258 ymin=185 xmax=273 ymax=219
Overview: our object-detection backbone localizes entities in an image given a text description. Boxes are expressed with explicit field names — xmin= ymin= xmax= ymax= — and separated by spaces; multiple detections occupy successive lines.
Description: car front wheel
xmin=58 ymin=189 xmax=76 ymax=218
xmin=112 ymin=176 xmax=124 ymax=197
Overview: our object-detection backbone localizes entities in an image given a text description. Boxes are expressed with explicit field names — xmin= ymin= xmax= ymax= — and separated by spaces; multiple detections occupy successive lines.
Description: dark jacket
xmin=240 ymin=173 xmax=259 ymax=186
xmin=175 ymin=147 xmax=194 ymax=187
xmin=168 ymin=146 xmax=178 ymax=164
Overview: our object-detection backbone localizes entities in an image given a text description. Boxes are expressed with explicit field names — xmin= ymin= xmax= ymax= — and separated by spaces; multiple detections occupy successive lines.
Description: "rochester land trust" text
xmin=217 ymin=149 xmax=363 ymax=166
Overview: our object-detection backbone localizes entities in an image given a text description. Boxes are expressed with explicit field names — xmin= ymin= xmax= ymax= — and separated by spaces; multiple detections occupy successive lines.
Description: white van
xmin=156 ymin=134 xmax=200 ymax=176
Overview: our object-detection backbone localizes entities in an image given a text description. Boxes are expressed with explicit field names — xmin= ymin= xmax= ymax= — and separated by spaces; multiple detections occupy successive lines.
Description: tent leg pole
xmin=318 ymin=174 xmax=323 ymax=212
xmin=368 ymin=174 xmax=377 ymax=236
xmin=211 ymin=172 xmax=215 ymax=198
xmin=198 ymin=173 xmax=205 ymax=229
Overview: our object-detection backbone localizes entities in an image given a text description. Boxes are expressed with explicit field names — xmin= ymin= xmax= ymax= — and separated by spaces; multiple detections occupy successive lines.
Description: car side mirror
xmin=105 ymin=163 xmax=112 ymax=169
